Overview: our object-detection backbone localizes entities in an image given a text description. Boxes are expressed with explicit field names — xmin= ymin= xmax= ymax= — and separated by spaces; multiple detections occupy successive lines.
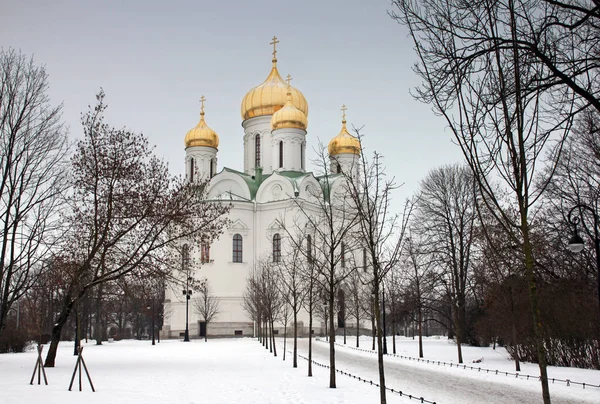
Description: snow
xmin=0 ymin=336 xmax=597 ymax=404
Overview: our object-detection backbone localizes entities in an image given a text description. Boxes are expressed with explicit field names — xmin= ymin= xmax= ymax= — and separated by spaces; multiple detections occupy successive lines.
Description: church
xmin=161 ymin=38 xmax=364 ymax=339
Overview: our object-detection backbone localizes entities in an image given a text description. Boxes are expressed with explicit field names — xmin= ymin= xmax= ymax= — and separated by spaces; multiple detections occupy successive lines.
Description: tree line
xmin=0 ymin=49 xmax=230 ymax=368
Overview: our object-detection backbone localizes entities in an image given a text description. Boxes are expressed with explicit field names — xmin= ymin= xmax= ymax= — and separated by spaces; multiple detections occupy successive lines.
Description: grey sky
xmin=2 ymin=0 xmax=464 ymax=206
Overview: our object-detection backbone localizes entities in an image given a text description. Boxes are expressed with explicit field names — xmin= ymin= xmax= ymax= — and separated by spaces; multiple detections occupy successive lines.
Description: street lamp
xmin=567 ymin=203 xmax=600 ymax=316
xmin=147 ymin=304 xmax=155 ymax=346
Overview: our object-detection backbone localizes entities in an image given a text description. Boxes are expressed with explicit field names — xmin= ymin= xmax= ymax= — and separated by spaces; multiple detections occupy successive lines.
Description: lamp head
xmin=568 ymin=233 xmax=585 ymax=253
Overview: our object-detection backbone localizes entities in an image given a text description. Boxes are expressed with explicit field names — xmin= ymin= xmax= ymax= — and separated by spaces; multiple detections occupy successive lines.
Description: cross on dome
xmin=341 ymin=104 xmax=347 ymax=121
xmin=285 ymin=74 xmax=292 ymax=87
xmin=270 ymin=36 xmax=279 ymax=62
xmin=200 ymin=95 xmax=206 ymax=116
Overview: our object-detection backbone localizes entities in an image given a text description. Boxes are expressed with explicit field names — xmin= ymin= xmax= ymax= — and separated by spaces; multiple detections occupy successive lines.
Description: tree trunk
xmin=522 ymin=225 xmax=550 ymax=403
xmin=453 ymin=301 xmax=463 ymax=363
xmin=308 ymin=303 xmax=313 ymax=377
xmin=356 ymin=304 xmax=360 ymax=348
xmin=418 ymin=300 xmax=423 ymax=358
xmin=512 ymin=321 xmax=521 ymax=372
xmin=293 ymin=309 xmax=298 ymax=368
xmin=371 ymin=311 xmax=376 ymax=350
xmin=392 ymin=322 xmax=396 ymax=354
xmin=95 ymin=284 xmax=103 ymax=345
xmin=283 ymin=320 xmax=287 ymax=361
xmin=44 ymin=298 xmax=75 ymax=367
xmin=271 ymin=320 xmax=277 ymax=357
xmin=374 ymin=284 xmax=387 ymax=404
xmin=329 ymin=286 xmax=336 ymax=388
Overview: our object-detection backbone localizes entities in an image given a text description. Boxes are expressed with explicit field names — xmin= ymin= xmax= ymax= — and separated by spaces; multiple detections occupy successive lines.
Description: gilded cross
xmin=200 ymin=95 xmax=206 ymax=114
xmin=286 ymin=74 xmax=292 ymax=87
xmin=341 ymin=104 xmax=347 ymax=120
xmin=270 ymin=36 xmax=280 ymax=59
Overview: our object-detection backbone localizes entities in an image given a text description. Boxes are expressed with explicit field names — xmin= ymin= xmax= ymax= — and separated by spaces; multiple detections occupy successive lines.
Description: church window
xmin=363 ymin=248 xmax=367 ymax=273
xmin=307 ymin=235 xmax=312 ymax=264
xmin=336 ymin=163 xmax=341 ymax=174
xmin=201 ymin=240 xmax=210 ymax=263
xmin=341 ymin=241 xmax=346 ymax=268
xmin=255 ymin=135 xmax=261 ymax=168
xmin=279 ymin=141 xmax=283 ymax=168
xmin=189 ymin=158 xmax=194 ymax=183
xmin=233 ymin=234 xmax=243 ymax=263
xmin=210 ymin=158 xmax=214 ymax=178
xmin=273 ymin=233 xmax=281 ymax=263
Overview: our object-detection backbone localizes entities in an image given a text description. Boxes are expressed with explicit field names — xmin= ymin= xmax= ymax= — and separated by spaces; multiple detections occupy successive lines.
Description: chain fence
xmin=286 ymin=349 xmax=437 ymax=404
xmin=315 ymin=338 xmax=600 ymax=390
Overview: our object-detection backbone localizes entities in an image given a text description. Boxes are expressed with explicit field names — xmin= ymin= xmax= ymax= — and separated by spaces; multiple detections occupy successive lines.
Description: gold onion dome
xmin=271 ymin=75 xmax=308 ymax=131
xmin=184 ymin=96 xmax=219 ymax=149
xmin=241 ymin=36 xmax=308 ymax=121
xmin=328 ymin=105 xmax=361 ymax=156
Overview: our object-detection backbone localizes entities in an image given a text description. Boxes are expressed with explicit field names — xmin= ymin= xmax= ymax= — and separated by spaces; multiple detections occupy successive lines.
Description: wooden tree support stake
xmin=29 ymin=344 xmax=48 ymax=385
xmin=68 ymin=346 xmax=95 ymax=392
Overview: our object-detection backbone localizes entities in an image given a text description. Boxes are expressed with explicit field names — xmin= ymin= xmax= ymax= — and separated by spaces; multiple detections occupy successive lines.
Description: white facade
xmin=162 ymin=54 xmax=364 ymax=340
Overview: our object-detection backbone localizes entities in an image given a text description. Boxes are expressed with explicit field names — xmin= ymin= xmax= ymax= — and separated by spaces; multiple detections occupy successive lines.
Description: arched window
xmin=201 ymin=240 xmax=210 ymax=263
xmin=336 ymin=163 xmax=341 ymax=174
xmin=340 ymin=241 xmax=346 ymax=268
xmin=363 ymin=248 xmax=367 ymax=273
xmin=307 ymin=235 xmax=312 ymax=264
xmin=255 ymin=134 xmax=261 ymax=168
xmin=210 ymin=158 xmax=214 ymax=178
xmin=273 ymin=233 xmax=281 ymax=263
xmin=279 ymin=141 xmax=284 ymax=168
xmin=189 ymin=158 xmax=195 ymax=183
xmin=233 ymin=234 xmax=243 ymax=263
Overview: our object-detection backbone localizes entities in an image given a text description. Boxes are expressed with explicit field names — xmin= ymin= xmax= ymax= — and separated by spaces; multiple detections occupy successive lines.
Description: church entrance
xmin=199 ymin=321 xmax=207 ymax=337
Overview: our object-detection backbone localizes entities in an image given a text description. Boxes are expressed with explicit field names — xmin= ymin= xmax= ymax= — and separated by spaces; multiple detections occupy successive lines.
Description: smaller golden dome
xmin=328 ymin=105 xmax=360 ymax=156
xmin=271 ymin=76 xmax=308 ymax=131
xmin=184 ymin=96 xmax=219 ymax=149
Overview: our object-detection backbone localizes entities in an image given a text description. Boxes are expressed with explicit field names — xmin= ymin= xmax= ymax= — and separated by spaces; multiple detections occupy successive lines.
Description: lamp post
xmin=567 ymin=203 xmax=600 ymax=316
xmin=182 ymin=244 xmax=192 ymax=342
xmin=147 ymin=304 xmax=155 ymax=346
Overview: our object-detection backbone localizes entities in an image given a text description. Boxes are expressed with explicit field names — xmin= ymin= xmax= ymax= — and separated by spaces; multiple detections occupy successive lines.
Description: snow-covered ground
xmin=0 ymin=336 xmax=598 ymax=404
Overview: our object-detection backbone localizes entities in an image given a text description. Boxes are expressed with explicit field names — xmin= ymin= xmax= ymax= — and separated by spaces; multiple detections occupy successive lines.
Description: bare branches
xmin=0 ymin=49 xmax=69 ymax=340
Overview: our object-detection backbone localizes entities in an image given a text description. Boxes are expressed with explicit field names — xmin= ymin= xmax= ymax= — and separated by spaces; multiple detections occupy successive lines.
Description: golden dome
xmin=241 ymin=37 xmax=308 ymax=120
xmin=271 ymin=77 xmax=308 ymax=131
xmin=184 ymin=96 xmax=219 ymax=149
xmin=328 ymin=105 xmax=361 ymax=156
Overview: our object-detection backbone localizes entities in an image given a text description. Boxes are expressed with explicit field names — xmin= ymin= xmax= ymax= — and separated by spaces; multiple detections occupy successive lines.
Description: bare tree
xmin=44 ymin=90 xmax=229 ymax=367
xmin=391 ymin=1 xmax=583 ymax=401
xmin=415 ymin=164 xmax=477 ymax=363
xmin=341 ymin=131 xmax=413 ymax=404
xmin=0 ymin=49 xmax=69 ymax=343
xmin=402 ymin=233 xmax=438 ymax=358
xmin=346 ymin=267 xmax=367 ymax=347
xmin=194 ymin=281 xmax=220 ymax=342
xmin=275 ymin=241 xmax=307 ymax=367
xmin=281 ymin=142 xmax=360 ymax=388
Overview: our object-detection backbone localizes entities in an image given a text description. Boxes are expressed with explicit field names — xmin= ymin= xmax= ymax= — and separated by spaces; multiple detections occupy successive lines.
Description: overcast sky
xmin=2 ymin=0 xmax=465 ymax=209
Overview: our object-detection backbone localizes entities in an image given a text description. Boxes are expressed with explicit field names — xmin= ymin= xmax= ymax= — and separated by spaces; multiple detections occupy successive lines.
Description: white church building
xmin=161 ymin=38 xmax=364 ymax=339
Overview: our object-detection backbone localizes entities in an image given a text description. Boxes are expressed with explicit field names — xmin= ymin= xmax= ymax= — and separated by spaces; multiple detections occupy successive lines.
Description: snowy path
xmin=295 ymin=338 xmax=598 ymax=404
